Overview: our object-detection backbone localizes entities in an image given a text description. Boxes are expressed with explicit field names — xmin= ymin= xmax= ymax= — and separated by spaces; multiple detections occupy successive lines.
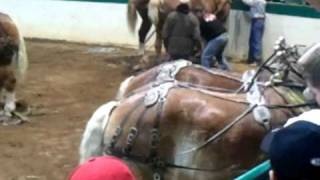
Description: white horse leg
xmin=138 ymin=42 xmax=145 ymax=55
xmin=4 ymin=91 xmax=15 ymax=117
xmin=79 ymin=101 xmax=118 ymax=164
xmin=148 ymin=0 xmax=160 ymax=25
xmin=115 ymin=76 xmax=134 ymax=100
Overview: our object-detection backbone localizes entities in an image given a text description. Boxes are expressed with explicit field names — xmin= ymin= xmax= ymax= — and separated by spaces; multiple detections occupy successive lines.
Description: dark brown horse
xmin=127 ymin=0 xmax=231 ymax=55
xmin=80 ymin=79 xmax=309 ymax=179
xmin=0 ymin=12 xmax=28 ymax=118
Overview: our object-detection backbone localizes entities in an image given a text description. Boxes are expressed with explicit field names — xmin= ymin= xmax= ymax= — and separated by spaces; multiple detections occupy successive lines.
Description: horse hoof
xmin=2 ymin=118 xmax=23 ymax=126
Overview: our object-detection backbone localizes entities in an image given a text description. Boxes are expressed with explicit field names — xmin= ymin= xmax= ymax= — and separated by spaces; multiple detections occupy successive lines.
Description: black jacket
xmin=200 ymin=18 xmax=226 ymax=42
xmin=162 ymin=12 xmax=201 ymax=57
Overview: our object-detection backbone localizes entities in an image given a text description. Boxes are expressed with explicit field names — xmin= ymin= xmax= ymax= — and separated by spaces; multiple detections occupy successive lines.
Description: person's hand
xmin=204 ymin=13 xmax=216 ymax=22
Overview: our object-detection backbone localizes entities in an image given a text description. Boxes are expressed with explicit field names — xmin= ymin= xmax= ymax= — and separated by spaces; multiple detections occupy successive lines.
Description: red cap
xmin=69 ymin=156 xmax=136 ymax=180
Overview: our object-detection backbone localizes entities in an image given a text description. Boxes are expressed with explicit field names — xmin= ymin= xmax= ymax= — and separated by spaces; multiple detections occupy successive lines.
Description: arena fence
xmin=0 ymin=0 xmax=319 ymax=60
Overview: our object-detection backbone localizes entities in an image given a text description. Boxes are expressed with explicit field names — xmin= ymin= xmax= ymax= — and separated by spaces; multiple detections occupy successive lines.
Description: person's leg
xmin=201 ymin=39 xmax=218 ymax=68
xmin=248 ymin=19 xmax=256 ymax=64
xmin=217 ymin=55 xmax=230 ymax=70
xmin=251 ymin=18 xmax=265 ymax=64
xmin=215 ymin=33 xmax=230 ymax=70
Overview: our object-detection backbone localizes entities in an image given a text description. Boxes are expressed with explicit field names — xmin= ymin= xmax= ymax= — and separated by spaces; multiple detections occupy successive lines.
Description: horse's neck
xmin=263 ymin=87 xmax=298 ymax=126
xmin=191 ymin=0 xmax=220 ymax=12
xmin=155 ymin=0 xmax=179 ymax=11
xmin=132 ymin=0 xmax=150 ymax=6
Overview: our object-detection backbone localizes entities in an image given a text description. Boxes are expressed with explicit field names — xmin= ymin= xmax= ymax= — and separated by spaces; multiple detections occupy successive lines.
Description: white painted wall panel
xmin=1 ymin=0 xmax=320 ymax=59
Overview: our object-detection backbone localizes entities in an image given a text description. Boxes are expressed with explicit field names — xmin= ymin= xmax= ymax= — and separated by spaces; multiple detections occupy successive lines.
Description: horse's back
xmin=0 ymin=12 xmax=19 ymax=45
xmin=103 ymin=86 xmax=261 ymax=179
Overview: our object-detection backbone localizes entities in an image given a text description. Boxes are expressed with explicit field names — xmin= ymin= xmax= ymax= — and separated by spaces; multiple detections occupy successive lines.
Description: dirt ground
xmin=0 ymin=39 xmax=249 ymax=180
xmin=0 ymin=39 xmax=144 ymax=180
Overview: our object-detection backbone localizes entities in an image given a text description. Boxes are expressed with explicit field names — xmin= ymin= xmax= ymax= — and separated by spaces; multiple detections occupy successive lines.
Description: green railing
xmin=62 ymin=0 xmax=320 ymax=19
xmin=232 ymin=0 xmax=320 ymax=18
xmin=234 ymin=160 xmax=271 ymax=180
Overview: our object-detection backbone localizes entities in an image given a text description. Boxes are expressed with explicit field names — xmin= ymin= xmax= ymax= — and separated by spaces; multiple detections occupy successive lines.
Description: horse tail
xmin=11 ymin=16 xmax=28 ymax=81
xmin=127 ymin=1 xmax=137 ymax=34
xmin=115 ymin=76 xmax=134 ymax=100
xmin=79 ymin=101 xmax=118 ymax=164
xmin=148 ymin=0 xmax=160 ymax=25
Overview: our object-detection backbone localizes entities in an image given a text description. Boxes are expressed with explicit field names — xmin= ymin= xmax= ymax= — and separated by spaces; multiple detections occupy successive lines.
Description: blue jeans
xmin=248 ymin=18 xmax=265 ymax=64
xmin=201 ymin=32 xmax=230 ymax=70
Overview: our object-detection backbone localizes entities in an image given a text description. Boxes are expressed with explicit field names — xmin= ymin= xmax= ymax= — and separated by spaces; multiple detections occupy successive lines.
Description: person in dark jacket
xmin=162 ymin=2 xmax=201 ymax=60
xmin=196 ymin=10 xmax=230 ymax=70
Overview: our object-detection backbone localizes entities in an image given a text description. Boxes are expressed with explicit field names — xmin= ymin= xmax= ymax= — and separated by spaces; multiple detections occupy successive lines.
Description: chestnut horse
xmin=0 ymin=12 xmax=28 ymax=117
xmin=127 ymin=0 xmax=231 ymax=55
xmin=116 ymin=60 xmax=242 ymax=100
xmin=80 ymin=79 xmax=310 ymax=179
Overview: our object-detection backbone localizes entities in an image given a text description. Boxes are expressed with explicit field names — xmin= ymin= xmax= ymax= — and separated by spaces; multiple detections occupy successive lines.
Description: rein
xmin=238 ymin=51 xmax=277 ymax=93
xmin=179 ymin=81 xmax=238 ymax=93
xmin=194 ymin=64 xmax=241 ymax=82
xmin=175 ymin=82 xmax=313 ymax=156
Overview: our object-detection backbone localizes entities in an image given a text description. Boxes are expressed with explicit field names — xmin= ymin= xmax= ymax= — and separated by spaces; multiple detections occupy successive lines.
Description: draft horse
xmin=80 ymin=79 xmax=309 ymax=179
xmin=116 ymin=60 xmax=242 ymax=100
xmin=0 ymin=12 xmax=28 ymax=117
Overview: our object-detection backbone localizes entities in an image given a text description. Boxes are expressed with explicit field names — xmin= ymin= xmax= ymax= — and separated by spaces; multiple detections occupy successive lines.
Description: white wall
xmin=0 ymin=0 xmax=140 ymax=46
xmin=1 ymin=0 xmax=320 ymax=59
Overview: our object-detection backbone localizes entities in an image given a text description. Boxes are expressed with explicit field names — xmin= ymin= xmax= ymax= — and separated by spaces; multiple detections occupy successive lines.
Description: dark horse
xmin=127 ymin=0 xmax=231 ymax=55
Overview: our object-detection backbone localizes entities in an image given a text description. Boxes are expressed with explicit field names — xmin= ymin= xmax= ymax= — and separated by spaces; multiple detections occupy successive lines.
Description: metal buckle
xmin=151 ymin=129 xmax=160 ymax=148
xmin=123 ymin=127 xmax=138 ymax=154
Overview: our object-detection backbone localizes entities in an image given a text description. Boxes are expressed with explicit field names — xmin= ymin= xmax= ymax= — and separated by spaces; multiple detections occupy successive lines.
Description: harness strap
xmin=148 ymin=100 xmax=164 ymax=158
xmin=179 ymin=81 xmax=237 ymax=93
xmin=108 ymin=98 xmax=144 ymax=151
xmin=123 ymin=106 xmax=149 ymax=155
xmin=245 ymin=51 xmax=277 ymax=92
xmin=111 ymin=149 xmax=227 ymax=172
xmin=165 ymin=161 xmax=227 ymax=172
xmin=267 ymin=102 xmax=317 ymax=109
xmin=177 ymin=83 xmax=249 ymax=105
xmin=194 ymin=64 xmax=241 ymax=82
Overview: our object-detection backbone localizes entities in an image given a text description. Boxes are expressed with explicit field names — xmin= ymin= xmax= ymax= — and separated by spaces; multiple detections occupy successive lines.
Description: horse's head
xmin=296 ymin=42 xmax=320 ymax=105
xmin=244 ymin=38 xmax=306 ymax=93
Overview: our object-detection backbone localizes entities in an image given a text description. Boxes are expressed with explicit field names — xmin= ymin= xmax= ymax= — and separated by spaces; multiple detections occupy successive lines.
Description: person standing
xmin=162 ymin=2 xmax=201 ymax=60
xmin=242 ymin=0 xmax=266 ymax=66
xmin=196 ymin=11 xmax=230 ymax=70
